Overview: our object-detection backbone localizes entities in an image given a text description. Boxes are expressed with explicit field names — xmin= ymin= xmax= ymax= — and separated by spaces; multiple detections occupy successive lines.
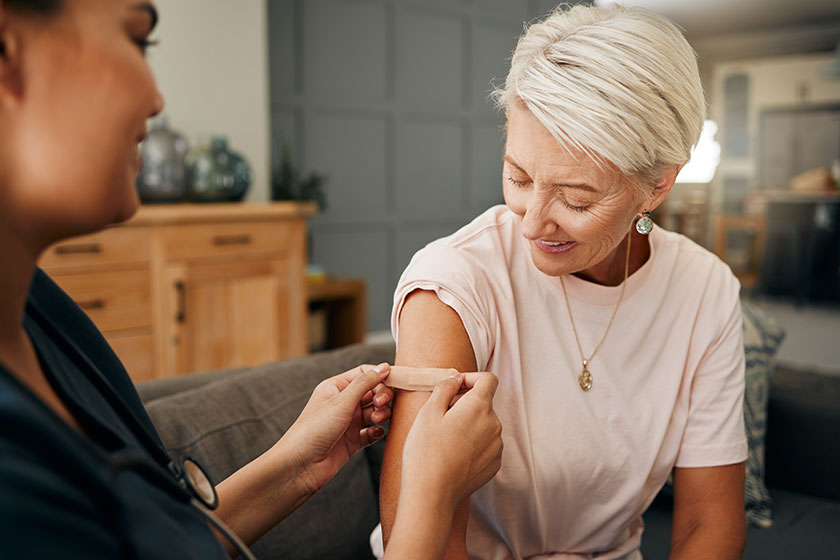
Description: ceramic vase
xmin=187 ymin=137 xmax=252 ymax=202
xmin=136 ymin=115 xmax=189 ymax=203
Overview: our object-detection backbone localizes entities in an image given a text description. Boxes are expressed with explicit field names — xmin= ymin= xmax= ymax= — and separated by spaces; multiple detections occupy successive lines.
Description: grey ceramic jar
xmin=187 ymin=137 xmax=252 ymax=202
xmin=136 ymin=115 xmax=189 ymax=203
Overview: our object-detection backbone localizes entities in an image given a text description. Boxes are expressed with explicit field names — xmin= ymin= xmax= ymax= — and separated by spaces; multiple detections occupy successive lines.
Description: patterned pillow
xmin=741 ymin=301 xmax=785 ymax=528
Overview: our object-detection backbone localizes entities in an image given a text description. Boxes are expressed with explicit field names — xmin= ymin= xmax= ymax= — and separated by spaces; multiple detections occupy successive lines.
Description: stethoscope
xmin=26 ymin=298 xmax=258 ymax=560
xmin=108 ymin=451 xmax=256 ymax=560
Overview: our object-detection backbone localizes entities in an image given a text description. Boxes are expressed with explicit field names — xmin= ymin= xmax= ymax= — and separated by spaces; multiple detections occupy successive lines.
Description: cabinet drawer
xmin=162 ymin=222 xmax=293 ymax=261
xmin=40 ymin=228 xmax=150 ymax=270
xmin=50 ymin=270 xmax=152 ymax=332
xmin=107 ymin=333 xmax=154 ymax=382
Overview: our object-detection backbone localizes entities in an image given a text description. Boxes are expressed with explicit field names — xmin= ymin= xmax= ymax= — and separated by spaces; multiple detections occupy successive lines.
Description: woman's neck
xmin=574 ymin=229 xmax=651 ymax=287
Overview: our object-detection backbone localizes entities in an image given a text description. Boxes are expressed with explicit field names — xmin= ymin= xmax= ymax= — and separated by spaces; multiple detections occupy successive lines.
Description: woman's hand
xmin=400 ymin=372 xmax=503 ymax=515
xmin=277 ymin=363 xmax=394 ymax=494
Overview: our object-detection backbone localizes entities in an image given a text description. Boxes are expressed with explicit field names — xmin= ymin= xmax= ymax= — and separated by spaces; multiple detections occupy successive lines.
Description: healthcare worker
xmin=0 ymin=1 xmax=503 ymax=558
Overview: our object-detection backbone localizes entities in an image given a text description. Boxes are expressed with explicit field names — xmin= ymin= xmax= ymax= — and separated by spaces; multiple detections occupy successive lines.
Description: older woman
xmin=0 ymin=1 xmax=501 ymax=558
xmin=381 ymin=4 xmax=747 ymax=560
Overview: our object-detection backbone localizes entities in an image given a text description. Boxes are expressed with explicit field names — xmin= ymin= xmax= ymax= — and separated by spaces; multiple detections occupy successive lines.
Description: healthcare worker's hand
xmin=400 ymin=372 xmax=502 ymax=512
xmin=280 ymin=363 xmax=393 ymax=494
xmin=381 ymin=372 xmax=502 ymax=559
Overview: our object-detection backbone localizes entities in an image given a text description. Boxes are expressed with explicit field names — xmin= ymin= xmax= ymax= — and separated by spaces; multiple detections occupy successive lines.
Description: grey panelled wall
xmin=268 ymin=0 xmax=571 ymax=330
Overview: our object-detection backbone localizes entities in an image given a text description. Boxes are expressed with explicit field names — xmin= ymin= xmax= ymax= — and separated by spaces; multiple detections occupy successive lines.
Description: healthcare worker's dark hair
xmin=1 ymin=0 xmax=62 ymax=59
xmin=5 ymin=0 xmax=63 ymax=15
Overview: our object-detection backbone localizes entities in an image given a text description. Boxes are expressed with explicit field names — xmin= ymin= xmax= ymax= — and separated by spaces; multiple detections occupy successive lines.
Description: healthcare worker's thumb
xmin=339 ymin=363 xmax=390 ymax=408
xmin=424 ymin=374 xmax=464 ymax=414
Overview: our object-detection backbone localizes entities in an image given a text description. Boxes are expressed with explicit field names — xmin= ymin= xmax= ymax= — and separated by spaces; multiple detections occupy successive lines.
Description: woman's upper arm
xmin=380 ymin=289 xmax=478 ymax=558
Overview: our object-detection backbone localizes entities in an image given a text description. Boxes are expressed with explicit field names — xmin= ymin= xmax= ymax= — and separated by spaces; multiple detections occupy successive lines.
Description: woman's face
xmin=503 ymin=103 xmax=654 ymax=280
xmin=0 ymin=0 xmax=162 ymax=247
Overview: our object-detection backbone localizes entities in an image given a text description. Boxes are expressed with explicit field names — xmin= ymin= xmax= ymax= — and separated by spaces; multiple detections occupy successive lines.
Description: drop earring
xmin=636 ymin=211 xmax=653 ymax=235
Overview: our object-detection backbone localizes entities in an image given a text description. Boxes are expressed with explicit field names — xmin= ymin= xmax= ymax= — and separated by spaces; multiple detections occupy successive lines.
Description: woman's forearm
xmin=669 ymin=522 xmax=745 ymax=560
xmin=670 ymin=465 xmax=746 ymax=560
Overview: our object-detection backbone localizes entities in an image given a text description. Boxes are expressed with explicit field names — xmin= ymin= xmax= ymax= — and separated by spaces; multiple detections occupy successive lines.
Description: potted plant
xmin=270 ymin=147 xmax=327 ymax=211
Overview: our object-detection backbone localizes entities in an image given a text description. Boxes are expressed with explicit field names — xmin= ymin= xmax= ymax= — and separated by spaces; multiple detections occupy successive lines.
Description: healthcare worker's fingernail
xmin=374 ymin=363 xmax=389 ymax=374
xmin=371 ymin=426 xmax=385 ymax=439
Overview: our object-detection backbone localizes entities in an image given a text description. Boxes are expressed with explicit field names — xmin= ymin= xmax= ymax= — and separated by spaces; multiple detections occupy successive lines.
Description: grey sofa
xmin=138 ymin=342 xmax=840 ymax=559
xmin=640 ymin=360 xmax=840 ymax=559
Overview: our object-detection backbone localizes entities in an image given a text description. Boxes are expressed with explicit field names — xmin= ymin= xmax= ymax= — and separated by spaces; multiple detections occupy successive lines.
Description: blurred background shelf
xmin=307 ymin=277 xmax=367 ymax=353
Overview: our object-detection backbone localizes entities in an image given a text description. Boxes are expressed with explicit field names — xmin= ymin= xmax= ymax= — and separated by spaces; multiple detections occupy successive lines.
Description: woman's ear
xmin=645 ymin=163 xmax=683 ymax=212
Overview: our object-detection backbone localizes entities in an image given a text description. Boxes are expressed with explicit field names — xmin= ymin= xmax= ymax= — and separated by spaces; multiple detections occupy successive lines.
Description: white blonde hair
xmin=494 ymin=3 xmax=705 ymax=188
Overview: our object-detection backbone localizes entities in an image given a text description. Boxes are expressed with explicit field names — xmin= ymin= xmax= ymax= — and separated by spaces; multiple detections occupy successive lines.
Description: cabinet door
xmin=163 ymin=258 xmax=302 ymax=376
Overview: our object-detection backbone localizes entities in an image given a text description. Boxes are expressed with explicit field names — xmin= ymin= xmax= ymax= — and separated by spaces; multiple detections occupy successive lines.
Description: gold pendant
xmin=579 ymin=367 xmax=593 ymax=391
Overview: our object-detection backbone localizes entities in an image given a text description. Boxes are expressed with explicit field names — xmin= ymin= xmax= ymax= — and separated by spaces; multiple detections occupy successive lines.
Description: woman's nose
xmin=520 ymin=195 xmax=557 ymax=240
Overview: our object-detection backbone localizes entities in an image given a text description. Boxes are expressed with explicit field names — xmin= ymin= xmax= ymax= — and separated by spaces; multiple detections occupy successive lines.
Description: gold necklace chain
xmin=559 ymin=230 xmax=632 ymax=392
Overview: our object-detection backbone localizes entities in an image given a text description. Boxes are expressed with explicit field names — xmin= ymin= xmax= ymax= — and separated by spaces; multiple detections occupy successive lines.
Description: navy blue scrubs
xmin=0 ymin=270 xmax=230 ymax=559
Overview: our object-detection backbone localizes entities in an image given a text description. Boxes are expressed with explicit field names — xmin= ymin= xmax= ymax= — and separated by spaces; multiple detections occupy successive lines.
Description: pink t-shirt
xmin=392 ymin=205 xmax=748 ymax=560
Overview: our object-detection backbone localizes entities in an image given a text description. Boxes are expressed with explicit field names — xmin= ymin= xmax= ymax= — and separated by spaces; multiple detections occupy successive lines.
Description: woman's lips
xmin=534 ymin=239 xmax=577 ymax=254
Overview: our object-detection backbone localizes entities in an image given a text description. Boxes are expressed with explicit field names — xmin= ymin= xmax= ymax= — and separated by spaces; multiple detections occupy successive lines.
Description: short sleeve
xmin=675 ymin=271 xmax=749 ymax=468
xmin=392 ymin=244 xmax=498 ymax=371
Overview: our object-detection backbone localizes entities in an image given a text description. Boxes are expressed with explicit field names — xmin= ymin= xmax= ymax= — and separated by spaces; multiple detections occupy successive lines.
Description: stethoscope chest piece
xmin=177 ymin=457 xmax=218 ymax=510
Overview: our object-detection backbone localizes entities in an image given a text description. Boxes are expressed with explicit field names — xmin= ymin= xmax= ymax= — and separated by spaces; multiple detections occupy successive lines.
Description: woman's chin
xmin=529 ymin=245 xmax=575 ymax=277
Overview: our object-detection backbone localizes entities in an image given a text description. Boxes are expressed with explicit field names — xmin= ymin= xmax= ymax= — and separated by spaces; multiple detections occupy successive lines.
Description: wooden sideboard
xmin=39 ymin=202 xmax=317 ymax=382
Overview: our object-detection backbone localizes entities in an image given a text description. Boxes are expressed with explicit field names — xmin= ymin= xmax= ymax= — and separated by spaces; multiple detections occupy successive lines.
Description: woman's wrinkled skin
xmin=502 ymin=102 xmax=679 ymax=285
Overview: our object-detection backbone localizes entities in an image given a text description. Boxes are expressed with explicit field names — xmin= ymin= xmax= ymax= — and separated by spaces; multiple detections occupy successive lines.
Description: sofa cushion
xmin=741 ymin=302 xmax=785 ymax=527
xmin=137 ymin=366 xmax=250 ymax=402
xmin=765 ymin=362 xmax=840 ymax=501
xmin=142 ymin=342 xmax=396 ymax=560
xmin=742 ymin=489 xmax=840 ymax=559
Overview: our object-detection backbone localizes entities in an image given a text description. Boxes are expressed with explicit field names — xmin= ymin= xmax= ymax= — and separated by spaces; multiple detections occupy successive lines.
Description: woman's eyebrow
xmin=502 ymin=155 xmax=526 ymax=173
xmin=504 ymin=154 xmax=597 ymax=192
xmin=552 ymin=181 xmax=597 ymax=193
xmin=133 ymin=2 xmax=159 ymax=32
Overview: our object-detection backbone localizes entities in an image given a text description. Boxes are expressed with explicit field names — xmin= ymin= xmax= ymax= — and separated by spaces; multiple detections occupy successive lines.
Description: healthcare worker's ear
xmin=0 ymin=6 xmax=24 ymax=106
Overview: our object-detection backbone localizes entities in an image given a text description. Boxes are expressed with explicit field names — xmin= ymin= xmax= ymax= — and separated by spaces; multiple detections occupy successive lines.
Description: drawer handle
xmin=175 ymin=281 xmax=186 ymax=324
xmin=56 ymin=243 xmax=102 ymax=255
xmin=212 ymin=234 xmax=252 ymax=246
xmin=78 ymin=299 xmax=105 ymax=311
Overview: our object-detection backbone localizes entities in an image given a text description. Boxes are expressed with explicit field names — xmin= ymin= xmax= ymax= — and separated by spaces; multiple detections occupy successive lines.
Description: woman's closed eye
xmin=506 ymin=176 xmax=591 ymax=213
xmin=559 ymin=195 xmax=591 ymax=213
xmin=506 ymin=176 xmax=531 ymax=189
